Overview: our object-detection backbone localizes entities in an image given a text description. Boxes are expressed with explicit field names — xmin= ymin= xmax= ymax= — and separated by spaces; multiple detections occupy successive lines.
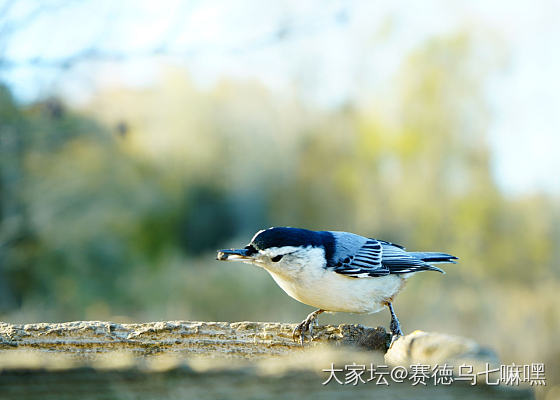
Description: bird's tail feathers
xmin=409 ymin=252 xmax=458 ymax=264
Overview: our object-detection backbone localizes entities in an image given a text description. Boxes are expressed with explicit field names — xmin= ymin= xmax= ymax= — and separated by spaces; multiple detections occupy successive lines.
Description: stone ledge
xmin=0 ymin=320 xmax=498 ymax=366
xmin=0 ymin=320 xmax=531 ymax=400
xmin=0 ymin=320 xmax=389 ymax=358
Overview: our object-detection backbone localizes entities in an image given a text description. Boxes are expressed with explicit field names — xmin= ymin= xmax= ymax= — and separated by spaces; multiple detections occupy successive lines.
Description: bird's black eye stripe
xmin=271 ymin=255 xmax=283 ymax=262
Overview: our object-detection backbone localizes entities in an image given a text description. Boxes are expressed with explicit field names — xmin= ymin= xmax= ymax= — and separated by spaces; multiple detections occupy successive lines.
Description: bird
xmin=216 ymin=227 xmax=458 ymax=344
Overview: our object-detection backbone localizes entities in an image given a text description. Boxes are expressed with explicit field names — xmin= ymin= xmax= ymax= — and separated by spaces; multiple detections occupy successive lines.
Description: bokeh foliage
xmin=0 ymin=33 xmax=559 ymax=383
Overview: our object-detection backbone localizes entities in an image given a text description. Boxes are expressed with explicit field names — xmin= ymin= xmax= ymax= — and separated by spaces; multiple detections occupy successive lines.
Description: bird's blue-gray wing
xmin=329 ymin=235 xmax=389 ymax=277
xmin=329 ymin=234 xmax=444 ymax=278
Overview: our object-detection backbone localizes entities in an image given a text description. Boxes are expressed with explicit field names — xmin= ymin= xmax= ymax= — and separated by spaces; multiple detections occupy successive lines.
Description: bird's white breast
xmin=262 ymin=247 xmax=409 ymax=313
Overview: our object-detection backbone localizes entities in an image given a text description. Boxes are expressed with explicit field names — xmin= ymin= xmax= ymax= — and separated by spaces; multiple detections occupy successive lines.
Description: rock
xmin=0 ymin=321 xmax=389 ymax=358
xmin=385 ymin=330 xmax=499 ymax=371
xmin=0 ymin=320 xmax=533 ymax=400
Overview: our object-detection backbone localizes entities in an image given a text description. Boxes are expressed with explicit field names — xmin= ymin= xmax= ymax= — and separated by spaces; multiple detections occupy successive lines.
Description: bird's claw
xmin=390 ymin=318 xmax=403 ymax=337
xmin=386 ymin=302 xmax=403 ymax=343
xmin=292 ymin=310 xmax=322 ymax=345
xmin=388 ymin=313 xmax=403 ymax=348
xmin=292 ymin=320 xmax=312 ymax=345
xmin=389 ymin=333 xmax=400 ymax=348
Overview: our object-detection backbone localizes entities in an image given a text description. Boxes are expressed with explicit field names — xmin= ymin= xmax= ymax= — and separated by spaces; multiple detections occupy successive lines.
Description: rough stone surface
xmin=385 ymin=329 xmax=500 ymax=369
xmin=0 ymin=320 xmax=532 ymax=400
xmin=0 ymin=320 xmax=389 ymax=359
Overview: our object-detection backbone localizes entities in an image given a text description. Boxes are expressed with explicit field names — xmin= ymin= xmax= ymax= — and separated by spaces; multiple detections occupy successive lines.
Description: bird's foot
xmin=389 ymin=315 xmax=403 ymax=347
xmin=292 ymin=309 xmax=324 ymax=345
xmin=390 ymin=317 xmax=403 ymax=337
xmin=386 ymin=301 xmax=403 ymax=347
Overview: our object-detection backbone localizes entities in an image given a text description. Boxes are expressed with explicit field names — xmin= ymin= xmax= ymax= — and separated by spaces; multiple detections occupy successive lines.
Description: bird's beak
xmin=216 ymin=248 xmax=253 ymax=261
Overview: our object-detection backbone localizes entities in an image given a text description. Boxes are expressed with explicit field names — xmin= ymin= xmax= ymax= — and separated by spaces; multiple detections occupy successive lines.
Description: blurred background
xmin=0 ymin=0 xmax=559 ymax=393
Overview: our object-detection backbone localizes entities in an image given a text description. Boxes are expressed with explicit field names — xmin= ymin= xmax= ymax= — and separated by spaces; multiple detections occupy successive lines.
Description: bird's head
xmin=216 ymin=227 xmax=329 ymax=272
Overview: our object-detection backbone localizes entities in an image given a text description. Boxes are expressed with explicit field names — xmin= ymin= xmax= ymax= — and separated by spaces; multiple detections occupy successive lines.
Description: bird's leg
xmin=386 ymin=302 xmax=403 ymax=338
xmin=292 ymin=309 xmax=324 ymax=345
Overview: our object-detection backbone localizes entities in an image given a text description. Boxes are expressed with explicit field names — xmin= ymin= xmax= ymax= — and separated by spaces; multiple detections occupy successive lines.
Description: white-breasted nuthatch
xmin=217 ymin=227 xmax=458 ymax=344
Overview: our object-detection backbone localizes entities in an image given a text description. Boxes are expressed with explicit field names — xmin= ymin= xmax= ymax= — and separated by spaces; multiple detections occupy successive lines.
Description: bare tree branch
xmin=0 ymin=1 xmax=350 ymax=71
